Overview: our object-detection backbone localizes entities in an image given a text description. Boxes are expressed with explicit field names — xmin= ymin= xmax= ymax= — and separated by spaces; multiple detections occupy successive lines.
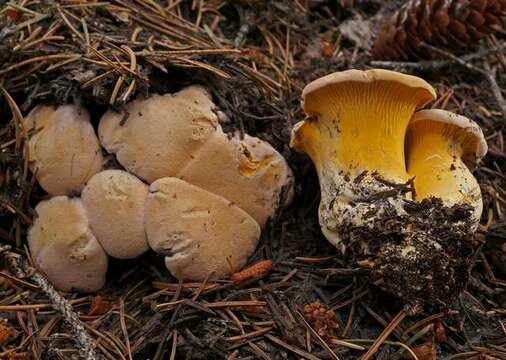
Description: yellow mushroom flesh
xmin=406 ymin=110 xmax=487 ymax=229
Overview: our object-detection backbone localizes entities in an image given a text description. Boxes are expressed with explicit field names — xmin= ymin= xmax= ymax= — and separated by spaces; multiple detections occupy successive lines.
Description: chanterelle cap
xmin=408 ymin=109 xmax=488 ymax=169
xmin=406 ymin=109 xmax=488 ymax=229
xmin=24 ymin=105 xmax=104 ymax=196
xmin=82 ymin=170 xmax=149 ymax=259
xmin=293 ymin=69 xmax=437 ymax=183
xmin=28 ymin=196 xmax=108 ymax=292
xmin=302 ymin=68 xmax=436 ymax=116
xmin=144 ymin=177 xmax=261 ymax=281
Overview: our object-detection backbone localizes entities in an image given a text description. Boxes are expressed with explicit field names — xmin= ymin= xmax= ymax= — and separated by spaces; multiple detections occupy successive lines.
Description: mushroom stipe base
xmin=340 ymin=192 xmax=475 ymax=314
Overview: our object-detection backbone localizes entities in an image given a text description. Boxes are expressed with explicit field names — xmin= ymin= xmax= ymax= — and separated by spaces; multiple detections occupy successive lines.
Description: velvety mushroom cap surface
xmin=406 ymin=109 xmax=487 ymax=226
xmin=98 ymin=85 xmax=219 ymax=183
xmin=24 ymin=105 xmax=104 ymax=196
xmin=82 ymin=170 xmax=149 ymax=259
xmin=99 ymin=85 xmax=293 ymax=226
xmin=28 ymin=196 xmax=108 ymax=292
xmin=293 ymin=69 xmax=436 ymax=182
xmin=238 ymin=134 xmax=294 ymax=210
xmin=178 ymin=132 xmax=293 ymax=226
xmin=145 ymin=177 xmax=261 ymax=281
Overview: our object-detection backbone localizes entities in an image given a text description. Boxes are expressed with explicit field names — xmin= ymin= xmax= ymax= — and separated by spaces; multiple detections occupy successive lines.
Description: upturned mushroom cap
xmin=144 ymin=177 xmax=261 ymax=281
xmin=407 ymin=109 xmax=488 ymax=169
xmin=293 ymin=69 xmax=436 ymax=181
xmin=406 ymin=109 xmax=488 ymax=227
xmin=24 ymin=105 xmax=104 ymax=196
xmin=178 ymin=132 xmax=293 ymax=226
xmin=98 ymin=85 xmax=219 ymax=183
xmin=302 ymin=69 xmax=436 ymax=113
xmin=81 ymin=170 xmax=149 ymax=259
xmin=99 ymin=85 xmax=293 ymax=226
xmin=28 ymin=196 xmax=108 ymax=292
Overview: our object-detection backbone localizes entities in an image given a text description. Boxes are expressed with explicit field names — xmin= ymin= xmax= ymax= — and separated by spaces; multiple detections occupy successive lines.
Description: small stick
xmin=119 ymin=299 xmax=133 ymax=360
xmin=483 ymin=62 xmax=506 ymax=118
xmin=371 ymin=43 xmax=506 ymax=70
xmin=419 ymin=42 xmax=506 ymax=118
xmin=265 ymin=334 xmax=321 ymax=360
xmin=3 ymin=250 xmax=99 ymax=360
xmin=169 ymin=329 xmax=177 ymax=360
xmin=361 ymin=309 xmax=407 ymax=360
xmin=0 ymin=53 xmax=80 ymax=77
xmin=296 ymin=310 xmax=341 ymax=360
xmin=31 ymin=273 xmax=98 ymax=359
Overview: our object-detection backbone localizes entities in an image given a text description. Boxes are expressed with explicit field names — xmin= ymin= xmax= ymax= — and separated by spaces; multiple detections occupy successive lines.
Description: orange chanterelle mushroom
xmin=291 ymin=69 xmax=436 ymax=250
xmin=291 ymin=69 xmax=488 ymax=310
xmin=406 ymin=109 xmax=487 ymax=230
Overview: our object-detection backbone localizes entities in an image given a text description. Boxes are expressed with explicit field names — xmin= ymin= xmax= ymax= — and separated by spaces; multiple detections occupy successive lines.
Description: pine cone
xmin=303 ymin=301 xmax=339 ymax=338
xmin=0 ymin=319 xmax=18 ymax=346
xmin=372 ymin=0 xmax=506 ymax=60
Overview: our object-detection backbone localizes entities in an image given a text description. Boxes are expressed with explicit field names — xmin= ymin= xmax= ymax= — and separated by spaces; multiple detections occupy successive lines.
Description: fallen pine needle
xmin=361 ymin=309 xmax=407 ymax=360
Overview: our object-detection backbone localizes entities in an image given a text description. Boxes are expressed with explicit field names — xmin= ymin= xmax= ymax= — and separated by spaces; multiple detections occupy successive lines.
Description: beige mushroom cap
xmin=98 ymin=85 xmax=219 ymax=183
xmin=179 ymin=132 xmax=293 ymax=226
xmin=408 ymin=109 xmax=488 ymax=169
xmin=238 ymin=134 xmax=294 ymax=209
xmin=99 ymin=85 xmax=293 ymax=226
xmin=302 ymin=69 xmax=437 ymax=115
xmin=82 ymin=170 xmax=149 ymax=259
xmin=24 ymin=105 xmax=104 ymax=196
xmin=28 ymin=196 xmax=108 ymax=292
xmin=145 ymin=177 xmax=261 ymax=281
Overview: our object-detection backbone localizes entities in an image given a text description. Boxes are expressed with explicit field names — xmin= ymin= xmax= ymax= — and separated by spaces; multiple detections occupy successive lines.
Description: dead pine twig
xmin=360 ymin=309 xmax=407 ymax=360
xmin=296 ymin=310 xmax=341 ymax=360
xmin=371 ymin=43 xmax=506 ymax=71
xmin=372 ymin=42 xmax=506 ymax=118
xmin=2 ymin=250 xmax=99 ymax=360
xmin=418 ymin=42 xmax=506 ymax=118
xmin=483 ymin=62 xmax=506 ymax=118
xmin=264 ymin=334 xmax=322 ymax=360
xmin=119 ymin=299 xmax=133 ymax=360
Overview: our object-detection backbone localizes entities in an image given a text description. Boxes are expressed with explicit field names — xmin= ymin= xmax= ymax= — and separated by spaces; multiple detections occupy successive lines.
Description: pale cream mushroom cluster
xmin=26 ymin=86 xmax=293 ymax=292
xmin=291 ymin=69 xmax=487 ymax=310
